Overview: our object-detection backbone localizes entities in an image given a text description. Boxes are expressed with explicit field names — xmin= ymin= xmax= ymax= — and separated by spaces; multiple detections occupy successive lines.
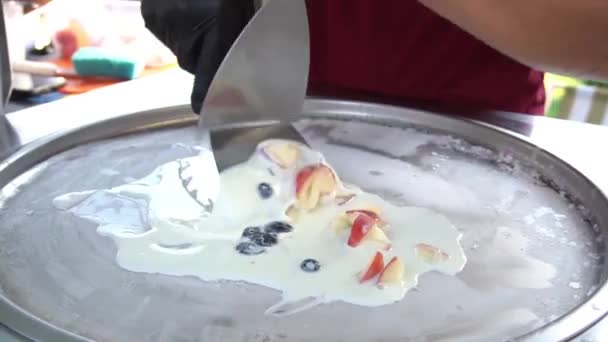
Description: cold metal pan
xmin=0 ymin=99 xmax=606 ymax=341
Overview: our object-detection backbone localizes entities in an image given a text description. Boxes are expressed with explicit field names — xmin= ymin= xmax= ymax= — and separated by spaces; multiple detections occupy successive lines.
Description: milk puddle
xmin=53 ymin=139 xmax=467 ymax=314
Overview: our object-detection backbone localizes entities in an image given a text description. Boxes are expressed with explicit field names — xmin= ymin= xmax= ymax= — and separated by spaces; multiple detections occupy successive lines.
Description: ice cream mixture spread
xmin=53 ymin=140 xmax=467 ymax=314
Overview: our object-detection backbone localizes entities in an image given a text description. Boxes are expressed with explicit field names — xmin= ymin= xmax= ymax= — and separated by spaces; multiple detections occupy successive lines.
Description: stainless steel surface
xmin=0 ymin=98 xmax=606 ymax=341
xmin=211 ymin=123 xmax=312 ymax=171
xmin=201 ymin=0 xmax=310 ymax=169
xmin=0 ymin=3 xmax=18 ymax=163
xmin=0 ymin=67 xmax=606 ymax=342
xmin=1 ymin=2 xmax=13 ymax=110
xmin=0 ymin=115 xmax=19 ymax=161
xmin=201 ymin=0 xmax=309 ymax=127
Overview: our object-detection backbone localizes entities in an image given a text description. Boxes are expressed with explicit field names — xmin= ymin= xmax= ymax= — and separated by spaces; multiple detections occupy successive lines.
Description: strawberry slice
xmin=360 ymin=251 xmax=385 ymax=283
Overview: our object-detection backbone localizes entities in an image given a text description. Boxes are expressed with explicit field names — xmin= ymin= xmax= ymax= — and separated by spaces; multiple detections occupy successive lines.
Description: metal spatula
xmin=199 ymin=0 xmax=310 ymax=171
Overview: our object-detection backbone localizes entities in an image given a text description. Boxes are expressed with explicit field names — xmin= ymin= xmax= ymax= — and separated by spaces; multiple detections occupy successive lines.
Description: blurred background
xmin=2 ymin=0 xmax=176 ymax=112
xmin=1 ymin=0 xmax=607 ymax=125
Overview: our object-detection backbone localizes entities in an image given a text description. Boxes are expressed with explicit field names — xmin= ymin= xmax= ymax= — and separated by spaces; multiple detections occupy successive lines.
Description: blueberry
xmin=242 ymin=226 xmax=262 ymax=239
xmin=258 ymin=183 xmax=273 ymax=199
xmin=235 ymin=242 xmax=265 ymax=255
xmin=264 ymin=221 xmax=294 ymax=234
xmin=251 ymin=232 xmax=278 ymax=247
xmin=300 ymin=259 xmax=321 ymax=272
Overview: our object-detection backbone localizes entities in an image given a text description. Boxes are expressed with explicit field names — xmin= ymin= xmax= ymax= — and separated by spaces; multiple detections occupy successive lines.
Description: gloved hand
xmin=141 ymin=0 xmax=256 ymax=114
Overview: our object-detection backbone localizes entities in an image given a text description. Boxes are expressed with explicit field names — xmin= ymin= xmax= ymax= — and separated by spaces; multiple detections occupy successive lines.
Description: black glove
xmin=141 ymin=0 xmax=255 ymax=114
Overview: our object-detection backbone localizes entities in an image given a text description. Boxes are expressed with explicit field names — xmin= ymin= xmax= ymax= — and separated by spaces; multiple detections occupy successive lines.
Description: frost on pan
xmin=295 ymin=119 xmax=601 ymax=304
xmin=53 ymin=139 xmax=467 ymax=315
xmin=296 ymin=118 xmax=599 ymax=234
xmin=0 ymin=162 xmax=50 ymax=210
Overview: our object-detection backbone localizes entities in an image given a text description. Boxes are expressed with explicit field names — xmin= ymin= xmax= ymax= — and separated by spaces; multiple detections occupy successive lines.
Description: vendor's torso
xmin=306 ymin=0 xmax=546 ymax=115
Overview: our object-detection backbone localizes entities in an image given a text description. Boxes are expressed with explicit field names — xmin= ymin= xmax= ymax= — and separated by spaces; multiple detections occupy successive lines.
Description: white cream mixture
xmin=53 ymin=140 xmax=467 ymax=314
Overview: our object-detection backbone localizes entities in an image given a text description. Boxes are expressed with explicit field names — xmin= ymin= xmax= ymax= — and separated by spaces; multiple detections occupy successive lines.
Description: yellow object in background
xmin=55 ymin=19 xmax=90 ymax=58
xmin=545 ymin=74 xmax=608 ymax=125
xmin=69 ymin=19 xmax=90 ymax=48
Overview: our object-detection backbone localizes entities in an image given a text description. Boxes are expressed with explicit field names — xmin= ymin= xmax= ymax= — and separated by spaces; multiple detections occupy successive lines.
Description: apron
xmin=306 ymin=0 xmax=545 ymax=114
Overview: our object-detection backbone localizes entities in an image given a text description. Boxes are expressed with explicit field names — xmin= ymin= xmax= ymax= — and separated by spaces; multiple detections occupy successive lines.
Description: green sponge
xmin=71 ymin=47 xmax=144 ymax=80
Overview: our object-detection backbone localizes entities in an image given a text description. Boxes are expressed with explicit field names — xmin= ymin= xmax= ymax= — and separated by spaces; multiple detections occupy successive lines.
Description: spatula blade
xmin=200 ymin=0 xmax=310 ymax=128
xmin=210 ymin=123 xmax=306 ymax=171
xmin=198 ymin=0 xmax=310 ymax=170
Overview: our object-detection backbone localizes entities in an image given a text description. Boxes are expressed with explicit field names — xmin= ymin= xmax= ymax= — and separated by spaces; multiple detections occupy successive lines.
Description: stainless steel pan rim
xmin=0 ymin=99 xmax=606 ymax=341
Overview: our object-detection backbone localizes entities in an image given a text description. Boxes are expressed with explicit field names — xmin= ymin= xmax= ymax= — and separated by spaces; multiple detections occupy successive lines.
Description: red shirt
xmin=306 ymin=0 xmax=546 ymax=115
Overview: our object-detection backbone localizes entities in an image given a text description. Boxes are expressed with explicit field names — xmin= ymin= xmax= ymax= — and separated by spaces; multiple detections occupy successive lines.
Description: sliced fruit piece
xmin=365 ymin=226 xmax=392 ymax=250
xmin=346 ymin=207 xmax=386 ymax=227
xmin=346 ymin=209 xmax=379 ymax=221
xmin=346 ymin=206 xmax=381 ymax=216
xmin=285 ymin=205 xmax=301 ymax=222
xmin=310 ymin=165 xmax=337 ymax=194
xmin=359 ymin=251 xmax=385 ymax=283
xmin=377 ymin=256 xmax=405 ymax=288
xmin=415 ymin=243 xmax=449 ymax=264
xmin=347 ymin=213 xmax=376 ymax=247
xmin=335 ymin=193 xmax=356 ymax=205
xmin=295 ymin=164 xmax=337 ymax=210
xmin=295 ymin=166 xmax=317 ymax=209
xmin=295 ymin=166 xmax=316 ymax=194
xmin=297 ymin=183 xmax=320 ymax=210
xmin=263 ymin=142 xmax=300 ymax=168
xmin=332 ymin=214 xmax=353 ymax=233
